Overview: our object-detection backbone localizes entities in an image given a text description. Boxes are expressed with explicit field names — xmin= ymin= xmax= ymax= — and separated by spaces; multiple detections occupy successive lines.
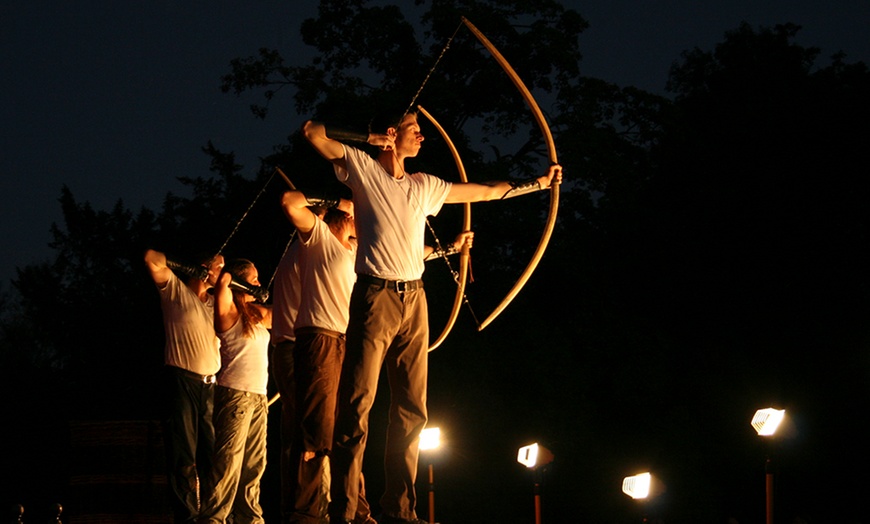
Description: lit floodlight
xmin=752 ymin=408 xmax=786 ymax=436
xmin=420 ymin=427 xmax=441 ymax=451
xmin=517 ymin=443 xmax=554 ymax=469
xmin=420 ymin=427 xmax=442 ymax=524
xmin=622 ymin=472 xmax=652 ymax=500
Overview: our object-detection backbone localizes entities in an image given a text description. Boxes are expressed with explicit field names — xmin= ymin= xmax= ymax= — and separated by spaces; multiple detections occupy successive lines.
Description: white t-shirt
xmin=159 ymin=272 xmax=221 ymax=375
xmin=216 ymin=319 xmax=270 ymax=395
xmin=336 ymin=145 xmax=451 ymax=281
xmin=296 ymin=218 xmax=357 ymax=333
xmin=270 ymin=240 xmax=301 ymax=344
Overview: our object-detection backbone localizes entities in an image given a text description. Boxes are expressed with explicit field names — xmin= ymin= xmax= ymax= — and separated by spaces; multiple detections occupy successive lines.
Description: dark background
xmin=4 ymin=2 xmax=870 ymax=523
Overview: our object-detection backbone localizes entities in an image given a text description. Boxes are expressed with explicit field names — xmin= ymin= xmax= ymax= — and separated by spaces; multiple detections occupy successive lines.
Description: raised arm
xmin=302 ymin=120 xmax=399 ymax=169
xmin=280 ymin=190 xmax=319 ymax=241
xmin=214 ymin=271 xmax=239 ymax=334
xmin=144 ymin=249 xmax=172 ymax=287
xmin=302 ymin=120 xmax=347 ymax=168
xmin=281 ymin=190 xmax=353 ymax=241
xmin=444 ymin=164 xmax=562 ymax=204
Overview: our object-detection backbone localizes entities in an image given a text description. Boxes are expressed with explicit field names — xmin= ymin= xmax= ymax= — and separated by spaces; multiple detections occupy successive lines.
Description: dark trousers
xmin=289 ymin=328 xmax=343 ymax=523
xmin=271 ymin=340 xmax=297 ymax=522
xmin=330 ymin=282 xmax=429 ymax=522
xmin=164 ymin=366 xmax=215 ymax=524
xmin=290 ymin=328 xmax=373 ymax=523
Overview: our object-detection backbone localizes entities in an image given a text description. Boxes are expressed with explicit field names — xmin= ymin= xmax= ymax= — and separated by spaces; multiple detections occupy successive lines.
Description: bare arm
xmin=444 ymin=164 xmax=562 ymax=204
xmin=302 ymin=120 xmax=398 ymax=169
xmin=280 ymin=191 xmax=318 ymax=241
xmin=302 ymin=120 xmax=348 ymax=169
xmin=424 ymin=231 xmax=474 ymax=261
xmin=144 ymin=249 xmax=171 ymax=287
xmin=214 ymin=271 xmax=239 ymax=334
xmin=281 ymin=190 xmax=353 ymax=241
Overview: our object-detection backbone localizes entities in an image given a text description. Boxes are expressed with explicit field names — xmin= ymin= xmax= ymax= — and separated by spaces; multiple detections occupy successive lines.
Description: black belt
xmin=357 ymin=273 xmax=423 ymax=293
xmin=295 ymin=326 xmax=346 ymax=340
xmin=170 ymin=366 xmax=217 ymax=385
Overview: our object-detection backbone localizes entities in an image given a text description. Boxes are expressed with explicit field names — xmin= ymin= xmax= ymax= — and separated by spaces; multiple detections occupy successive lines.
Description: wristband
xmin=325 ymin=126 xmax=369 ymax=143
xmin=166 ymin=258 xmax=209 ymax=282
xmin=500 ymin=177 xmax=542 ymax=200
xmin=425 ymin=242 xmax=461 ymax=261
xmin=304 ymin=196 xmax=340 ymax=209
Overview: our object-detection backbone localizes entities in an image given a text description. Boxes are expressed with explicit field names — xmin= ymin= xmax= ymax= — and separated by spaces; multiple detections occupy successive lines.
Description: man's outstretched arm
xmin=445 ymin=164 xmax=562 ymax=204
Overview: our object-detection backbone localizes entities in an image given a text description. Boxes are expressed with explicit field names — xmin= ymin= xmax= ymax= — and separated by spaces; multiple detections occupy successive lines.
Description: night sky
xmin=3 ymin=1 xmax=869 ymax=285
xmin=4 ymin=1 xmax=870 ymax=522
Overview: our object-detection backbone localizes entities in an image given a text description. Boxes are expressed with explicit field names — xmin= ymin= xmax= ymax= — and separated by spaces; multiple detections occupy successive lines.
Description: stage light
xmin=517 ymin=443 xmax=554 ymax=469
xmin=517 ymin=443 xmax=554 ymax=524
xmin=420 ymin=427 xmax=442 ymax=523
xmin=420 ymin=427 xmax=441 ymax=451
xmin=751 ymin=407 xmax=786 ymax=524
xmin=622 ymin=472 xmax=652 ymax=500
xmin=751 ymin=408 xmax=785 ymax=436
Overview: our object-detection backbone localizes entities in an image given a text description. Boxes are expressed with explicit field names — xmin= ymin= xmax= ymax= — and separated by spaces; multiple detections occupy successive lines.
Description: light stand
xmin=419 ymin=427 xmax=442 ymax=524
xmin=517 ymin=443 xmax=554 ymax=524
xmin=751 ymin=408 xmax=786 ymax=524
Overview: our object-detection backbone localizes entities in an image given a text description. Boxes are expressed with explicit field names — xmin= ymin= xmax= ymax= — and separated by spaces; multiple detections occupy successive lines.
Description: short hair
xmin=308 ymin=205 xmax=329 ymax=219
xmin=323 ymin=207 xmax=350 ymax=227
xmin=369 ymin=109 xmax=417 ymax=135
xmin=195 ymin=252 xmax=220 ymax=266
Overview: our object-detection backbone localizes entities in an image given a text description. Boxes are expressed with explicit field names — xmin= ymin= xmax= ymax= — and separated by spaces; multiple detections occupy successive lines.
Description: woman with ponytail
xmin=198 ymin=258 xmax=272 ymax=524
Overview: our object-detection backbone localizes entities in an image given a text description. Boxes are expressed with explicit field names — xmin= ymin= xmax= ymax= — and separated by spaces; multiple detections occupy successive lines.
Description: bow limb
xmin=417 ymin=105 xmax=471 ymax=352
xmin=461 ymin=17 xmax=561 ymax=331
xmin=274 ymin=167 xmax=298 ymax=190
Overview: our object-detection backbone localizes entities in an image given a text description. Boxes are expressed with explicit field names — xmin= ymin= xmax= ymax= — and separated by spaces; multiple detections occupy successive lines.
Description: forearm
xmin=214 ymin=274 xmax=236 ymax=330
xmin=498 ymin=177 xmax=544 ymax=200
xmin=144 ymin=249 xmax=172 ymax=285
xmin=446 ymin=166 xmax=558 ymax=204
xmin=302 ymin=120 xmax=347 ymax=163
xmin=144 ymin=249 xmax=166 ymax=270
xmin=423 ymin=241 xmax=463 ymax=261
xmin=446 ymin=179 xmax=536 ymax=203
xmin=281 ymin=191 xmax=317 ymax=236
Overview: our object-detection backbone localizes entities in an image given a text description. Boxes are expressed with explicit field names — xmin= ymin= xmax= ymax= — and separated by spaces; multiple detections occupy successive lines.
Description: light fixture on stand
xmin=419 ymin=427 xmax=442 ymax=524
xmin=517 ymin=443 xmax=554 ymax=524
xmin=751 ymin=407 xmax=786 ymax=524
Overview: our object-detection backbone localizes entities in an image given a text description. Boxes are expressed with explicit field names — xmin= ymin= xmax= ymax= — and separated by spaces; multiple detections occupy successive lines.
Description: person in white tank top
xmin=199 ymin=258 xmax=272 ymax=524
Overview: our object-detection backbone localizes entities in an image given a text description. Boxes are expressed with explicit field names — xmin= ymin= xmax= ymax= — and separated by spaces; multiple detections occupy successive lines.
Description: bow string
xmin=417 ymin=105 xmax=476 ymax=351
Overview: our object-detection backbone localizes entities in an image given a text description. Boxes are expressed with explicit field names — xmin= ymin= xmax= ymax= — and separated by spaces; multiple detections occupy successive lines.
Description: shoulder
xmin=158 ymin=271 xmax=183 ymax=296
xmin=409 ymin=172 xmax=452 ymax=191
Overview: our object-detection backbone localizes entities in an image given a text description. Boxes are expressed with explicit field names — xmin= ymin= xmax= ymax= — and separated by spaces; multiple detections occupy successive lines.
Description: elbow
xmin=301 ymin=120 xmax=317 ymax=140
xmin=281 ymin=190 xmax=303 ymax=209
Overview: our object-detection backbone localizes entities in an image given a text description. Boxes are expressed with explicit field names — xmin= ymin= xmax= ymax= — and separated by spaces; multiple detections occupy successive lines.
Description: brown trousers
xmin=330 ymin=281 xmax=429 ymax=522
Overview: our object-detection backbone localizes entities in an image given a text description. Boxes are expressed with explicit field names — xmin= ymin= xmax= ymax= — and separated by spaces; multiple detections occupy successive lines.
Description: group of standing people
xmin=147 ymin=109 xmax=561 ymax=524
xmin=145 ymin=248 xmax=273 ymax=524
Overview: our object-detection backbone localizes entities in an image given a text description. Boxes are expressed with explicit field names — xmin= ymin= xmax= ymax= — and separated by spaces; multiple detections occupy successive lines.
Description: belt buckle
xmin=203 ymin=374 xmax=216 ymax=385
xmin=396 ymin=280 xmax=409 ymax=293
